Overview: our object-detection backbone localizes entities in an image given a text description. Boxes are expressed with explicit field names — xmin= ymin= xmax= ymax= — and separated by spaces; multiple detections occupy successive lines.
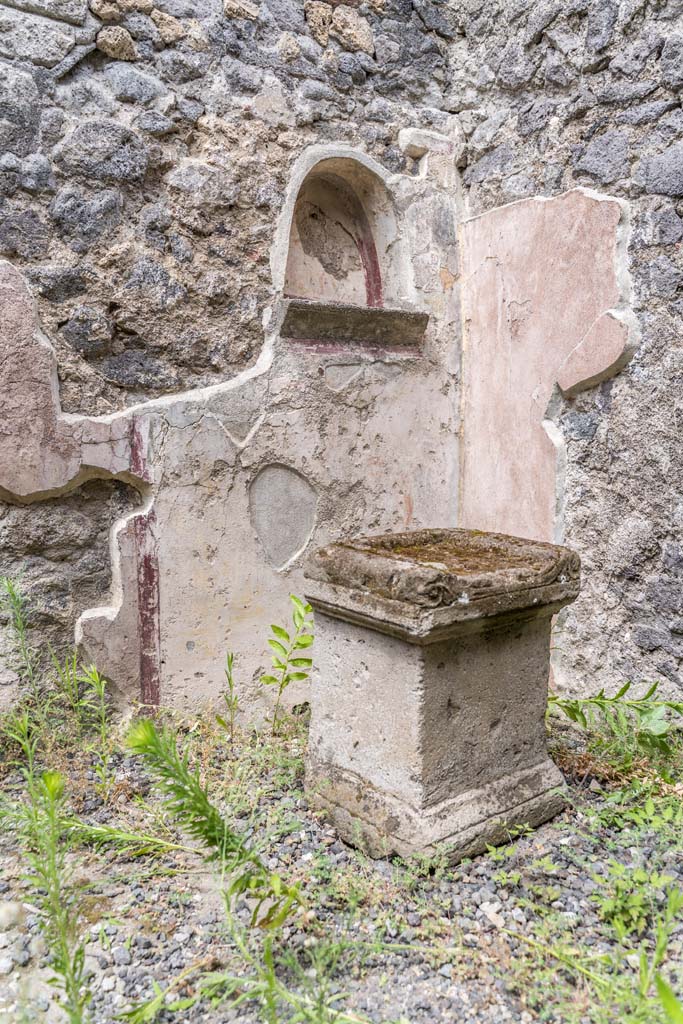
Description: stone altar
xmin=304 ymin=528 xmax=580 ymax=862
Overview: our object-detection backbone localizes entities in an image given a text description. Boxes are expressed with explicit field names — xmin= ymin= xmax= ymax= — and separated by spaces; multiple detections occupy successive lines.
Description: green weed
xmin=593 ymin=862 xmax=676 ymax=939
xmin=0 ymin=576 xmax=39 ymax=696
xmin=549 ymin=682 xmax=683 ymax=771
xmin=23 ymin=771 xmax=91 ymax=1023
xmin=126 ymin=718 xmax=301 ymax=929
xmin=216 ymin=651 xmax=239 ymax=750
xmin=261 ymin=595 xmax=314 ymax=736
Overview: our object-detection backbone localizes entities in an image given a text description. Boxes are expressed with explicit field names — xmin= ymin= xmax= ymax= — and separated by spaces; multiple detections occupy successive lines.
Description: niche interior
xmin=280 ymin=157 xmax=428 ymax=349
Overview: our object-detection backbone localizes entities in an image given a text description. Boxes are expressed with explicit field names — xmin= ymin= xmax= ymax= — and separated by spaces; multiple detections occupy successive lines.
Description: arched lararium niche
xmin=280 ymin=156 xmax=428 ymax=349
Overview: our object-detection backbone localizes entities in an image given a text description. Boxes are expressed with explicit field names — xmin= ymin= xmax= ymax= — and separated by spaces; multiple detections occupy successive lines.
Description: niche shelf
xmin=280 ymin=297 xmax=428 ymax=349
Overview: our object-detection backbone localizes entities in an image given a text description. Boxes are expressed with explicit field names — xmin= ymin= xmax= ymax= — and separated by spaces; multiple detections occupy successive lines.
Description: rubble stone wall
xmin=1 ymin=0 xmax=682 ymax=699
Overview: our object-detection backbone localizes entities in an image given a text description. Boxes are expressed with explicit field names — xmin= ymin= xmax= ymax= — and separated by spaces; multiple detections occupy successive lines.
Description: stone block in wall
xmin=0 ymin=64 xmax=41 ymax=158
xmin=0 ymin=0 xmax=88 ymax=25
xmin=0 ymin=5 xmax=77 ymax=66
xmin=54 ymin=121 xmax=149 ymax=183
xmin=96 ymin=25 xmax=138 ymax=60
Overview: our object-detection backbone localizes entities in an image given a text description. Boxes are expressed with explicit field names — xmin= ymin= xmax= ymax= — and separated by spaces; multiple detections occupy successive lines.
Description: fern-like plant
xmin=0 ymin=576 xmax=39 ymax=696
xmin=24 ymin=771 xmax=91 ymax=1024
xmin=126 ymin=719 xmax=301 ymax=928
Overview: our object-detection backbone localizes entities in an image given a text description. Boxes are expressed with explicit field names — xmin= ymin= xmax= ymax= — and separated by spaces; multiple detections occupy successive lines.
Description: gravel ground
xmin=0 ymin=720 xmax=682 ymax=1024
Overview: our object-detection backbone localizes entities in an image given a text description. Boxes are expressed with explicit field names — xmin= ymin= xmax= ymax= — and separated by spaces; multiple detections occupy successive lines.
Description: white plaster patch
xmin=323 ymin=363 xmax=363 ymax=391
xmin=249 ymin=464 xmax=318 ymax=570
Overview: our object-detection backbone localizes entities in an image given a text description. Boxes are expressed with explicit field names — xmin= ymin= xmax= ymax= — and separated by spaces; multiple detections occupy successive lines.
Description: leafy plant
xmin=216 ymin=651 xmax=239 ymax=750
xmin=32 ymin=813 xmax=193 ymax=858
xmin=592 ymin=781 xmax=683 ymax=837
xmin=593 ymin=861 xmax=677 ymax=940
xmin=23 ymin=770 xmax=91 ymax=1023
xmin=261 ymin=595 xmax=314 ymax=736
xmin=549 ymin=682 xmax=683 ymax=766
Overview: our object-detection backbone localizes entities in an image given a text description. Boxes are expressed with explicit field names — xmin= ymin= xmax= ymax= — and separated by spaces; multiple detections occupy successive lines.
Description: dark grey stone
xmin=585 ymin=2 xmax=617 ymax=52
xmin=296 ymin=34 xmax=323 ymax=64
xmin=633 ymin=624 xmax=671 ymax=653
xmin=464 ymin=143 xmax=515 ymax=184
xmin=0 ymin=210 xmax=50 ymax=259
xmin=0 ymin=162 xmax=19 ymax=197
xmin=337 ymin=53 xmax=366 ymax=85
xmin=646 ymin=255 xmax=683 ymax=298
xmin=156 ymin=49 xmax=207 ymax=83
xmin=573 ymin=130 xmax=630 ymax=184
xmin=300 ymin=80 xmax=337 ymax=102
xmin=169 ymin=234 xmax=192 ymax=263
xmin=221 ymin=56 xmax=263 ymax=93
xmin=123 ymin=13 xmax=162 ymax=45
xmin=261 ymin=0 xmax=306 ymax=32
xmin=18 ymin=154 xmax=54 ymax=194
xmin=496 ymin=40 xmax=537 ymax=91
xmin=617 ymin=100 xmax=678 ymax=126
xmin=154 ymin=0 xmax=214 ymax=14
xmin=609 ymin=32 xmax=663 ymax=77
xmin=517 ymin=98 xmax=557 ymax=136
xmin=413 ymin=0 xmax=457 ymax=39
xmin=40 ymin=107 xmax=67 ymax=148
xmin=135 ymin=111 xmax=176 ymax=136
xmin=653 ymin=109 xmax=683 ymax=145
xmin=132 ymin=39 xmax=156 ymax=62
xmin=564 ymin=412 xmax=598 ymax=441
xmin=646 ymin=578 xmax=683 ymax=616
xmin=50 ymin=187 xmax=123 ymax=252
xmin=103 ymin=63 xmax=167 ymax=105
xmin=100 ymin=349 xmax=178 ymax=390
xmin=124 ymin=257 xmax=187 ymax=311
xmin=175 ymin=98 xmax=205 ymax=122
xmin=54 ymin=121 xmax=149 ymax=184
xmin=545 ymin=52 xmax=575 ymax=88
xmin=26 ymin=265 xmax=88 ymax=301
xmin=649 ymin=206 xmax=683 ymax=246
xmin=641 ymin=143 xmax=683 ymax=196
xmin=662 ymin=541 xmax=683 ymax=570
xmin=595 ymin=80 xmax=658 ymax=104
xmin=138 ymin=202 xmax=171 ymax=249
xmin=523 ymin=2 xmax=562 ymax=45
xmin=59 ymin=306 xmax=114 ymax=357
xmin=0 ymin=64 xmax=41 ymax=158
xmin=660 ymin=34 xmax=683 ymax=90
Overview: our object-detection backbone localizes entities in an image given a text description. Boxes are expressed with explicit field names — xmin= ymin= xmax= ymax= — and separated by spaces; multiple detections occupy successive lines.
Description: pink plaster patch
xmin=459 ymin=189 xmax=636 ymax=543
xmin=557 ymin=312 xmax=631 ymax=397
